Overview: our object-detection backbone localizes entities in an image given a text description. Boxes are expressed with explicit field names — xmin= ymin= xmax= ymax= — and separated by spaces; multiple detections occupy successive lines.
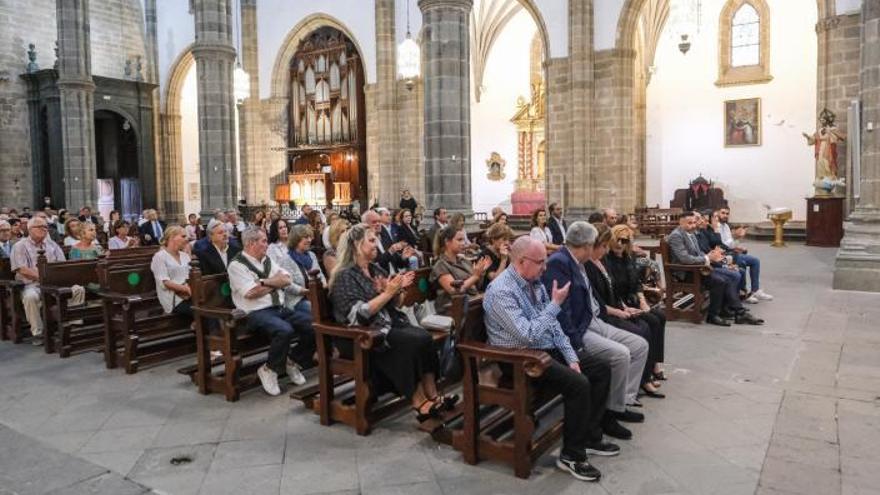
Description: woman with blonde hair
xmin=322 ymin=218 xmax=350 ymax=275
xmin=69 ymin=222 xmax=103 ymax=260
xmin=150 ymin=225 xmax=193 ymax=319
xmin=481 ymin=222 xmax=515 ymax=289
xmin=329 ymin=223 xmax=457 ymax=421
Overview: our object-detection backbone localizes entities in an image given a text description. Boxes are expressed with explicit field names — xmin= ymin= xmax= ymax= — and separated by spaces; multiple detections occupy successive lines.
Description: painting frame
xmin=724 ymin=98 xmax=762 ymax=147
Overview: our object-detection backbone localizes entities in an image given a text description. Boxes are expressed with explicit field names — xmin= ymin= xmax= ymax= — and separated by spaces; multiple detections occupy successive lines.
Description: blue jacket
xmin=541 ymin=247 xmax=593 ymax=351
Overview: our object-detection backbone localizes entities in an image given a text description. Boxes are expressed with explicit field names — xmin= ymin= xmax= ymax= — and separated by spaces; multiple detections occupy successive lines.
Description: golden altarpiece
xmin=274 ymin=27 xmax=367 ymax=208
xmin=509 ymin=33 xmax=547 ymax=215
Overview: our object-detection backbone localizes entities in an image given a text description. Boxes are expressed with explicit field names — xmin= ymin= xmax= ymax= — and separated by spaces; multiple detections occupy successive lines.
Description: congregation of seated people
xmin=0 ymin=193 xmax=774 ymax=483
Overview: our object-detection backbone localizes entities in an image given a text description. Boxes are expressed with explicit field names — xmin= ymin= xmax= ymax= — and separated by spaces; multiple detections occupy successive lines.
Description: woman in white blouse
xmin=529 ymin=208 xmax=560 ymax=253
xmin=108 ymin=220 xmax=138 ymax=249
xmin=150 ymin=226 xmax=193 ymax=318
xmin=266 ymin=218 xmax=290 ymax=263
xmin=269 ymin=224 xmax=326 ymax=313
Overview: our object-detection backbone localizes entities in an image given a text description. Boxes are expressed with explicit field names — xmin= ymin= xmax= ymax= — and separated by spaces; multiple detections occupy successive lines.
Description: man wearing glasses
xmin=0 ymin=221 xmax=16 ymax=258
xmin=483 ymin=236 xmax=618 ymax=482
xmin=9 ymin=217 xmax=69 ymax=345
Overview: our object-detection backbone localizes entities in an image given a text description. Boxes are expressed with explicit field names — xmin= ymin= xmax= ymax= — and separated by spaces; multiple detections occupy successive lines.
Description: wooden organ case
xmin=276 ymin=27 xmax=367 ymax=208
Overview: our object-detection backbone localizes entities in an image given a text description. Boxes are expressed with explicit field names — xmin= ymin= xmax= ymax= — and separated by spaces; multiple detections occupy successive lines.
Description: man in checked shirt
xmin=483 ymin=236 xmax=618 ymax=482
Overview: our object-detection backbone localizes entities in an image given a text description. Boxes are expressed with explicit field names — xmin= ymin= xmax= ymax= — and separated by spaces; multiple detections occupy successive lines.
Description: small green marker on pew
xmin=418 ymin=278 xmax=428 ymax=294
xmin=221 ymin=282 xmax=231 ymax=297
xmin=127 ymin=272 xmax=140 ymax=286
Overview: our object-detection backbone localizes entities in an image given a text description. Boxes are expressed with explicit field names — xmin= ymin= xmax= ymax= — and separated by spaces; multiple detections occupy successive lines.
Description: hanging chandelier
xmin=670 ymin=0 xmax=702 ymax=54
xmin=232 ymin=0 xmax=250 ymax=102
xmin=397 ymin=0 xmax=420 ymax=90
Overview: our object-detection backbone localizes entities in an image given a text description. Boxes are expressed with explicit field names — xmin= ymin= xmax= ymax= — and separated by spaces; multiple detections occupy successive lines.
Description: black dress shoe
xmin=735 ymin=313 xmax=764 ymax=325
xmin=557 ymin=456 xmax=601 ymax=481
xmin=707 ymin=315 xmax=732 ymax=326
xmin=611 ymin=409 xmax=645 ymax=423
xmin=584 ymin=440 xmax=621 ymax=457
xmin=600 ymin=416 xmax=633 ymax=440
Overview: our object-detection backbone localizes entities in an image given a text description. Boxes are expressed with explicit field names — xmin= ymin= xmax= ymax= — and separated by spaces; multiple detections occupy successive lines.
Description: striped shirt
xmin=483 ymin=266 xmax=578 ymax=364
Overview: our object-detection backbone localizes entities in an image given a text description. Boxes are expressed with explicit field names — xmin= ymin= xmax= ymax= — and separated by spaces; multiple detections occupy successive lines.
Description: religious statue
xmin=803 ymin=108 xmax=847 ymax=197
xmin=486 ymin=152 xmax=506 ymax=181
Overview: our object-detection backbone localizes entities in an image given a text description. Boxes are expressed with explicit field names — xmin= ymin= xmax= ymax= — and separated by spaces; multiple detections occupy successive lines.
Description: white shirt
xmin=266 ymin=241 xmax=287 ymax=266
xmin=719 ymin=222 xmax=736 ymax=248
xmin=212 ymin=243 xmax=230 ymax=267
xmin=108 ymin=236 xmax=130 ymax=249
xmin=151 ymin=249 xmax=192 ymax=314
xmin=530 ymin=226 xmax=552 ymax=244
xmin=227 ymin=251 xmax=290 ymax=313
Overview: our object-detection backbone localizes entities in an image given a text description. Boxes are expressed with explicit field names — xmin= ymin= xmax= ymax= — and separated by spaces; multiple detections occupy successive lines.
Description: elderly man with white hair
xmin=10 ymin=216 xmax=81 ymax=345
xmin=483 ymin=236 xmax=618 ymax=482
xmin=227 ymin=227 xmax=315 ymax=395
xmin=362 ymin=209 xmax=415 ymax=273
xmin=543 ymin=221 xmax=649 ymax=440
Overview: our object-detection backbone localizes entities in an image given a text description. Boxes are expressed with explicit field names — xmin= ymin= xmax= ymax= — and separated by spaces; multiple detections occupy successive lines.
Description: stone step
xmin=746 ymin=220 xmax=807 ymax=241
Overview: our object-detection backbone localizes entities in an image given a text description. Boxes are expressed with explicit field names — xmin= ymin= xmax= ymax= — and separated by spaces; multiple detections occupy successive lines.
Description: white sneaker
xmin=744 ymin=294 xmax=759 ymax=304
xmin=754 ymin=289 xmax=774 ymax=301
xmin=286 ymin=359 xmax=306 ymax=386
xmin=257 ymin=364 xmax=281 ymax=396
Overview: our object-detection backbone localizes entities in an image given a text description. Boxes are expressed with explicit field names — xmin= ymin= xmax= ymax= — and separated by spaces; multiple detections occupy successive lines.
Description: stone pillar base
xmin=833 ymin=211 xmax=880 ymax=292
xmin=511 ymin=190 xmax=546 ymax=215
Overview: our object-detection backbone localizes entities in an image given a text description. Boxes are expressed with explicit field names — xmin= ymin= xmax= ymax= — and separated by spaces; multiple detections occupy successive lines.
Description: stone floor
xmin=1 ymin=242 xmax=879 ymax=495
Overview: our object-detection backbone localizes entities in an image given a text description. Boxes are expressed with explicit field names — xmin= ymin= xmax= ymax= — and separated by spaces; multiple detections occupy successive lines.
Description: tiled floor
xmin=1 ymin=242 xmax=879 ymax=494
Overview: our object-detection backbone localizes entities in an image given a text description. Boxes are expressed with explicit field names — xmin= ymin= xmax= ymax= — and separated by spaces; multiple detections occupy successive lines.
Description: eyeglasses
xmin=30 ymin=225 xmax=48 ymax=230
xmin=522 ymin=256 xmax=546 ymax=266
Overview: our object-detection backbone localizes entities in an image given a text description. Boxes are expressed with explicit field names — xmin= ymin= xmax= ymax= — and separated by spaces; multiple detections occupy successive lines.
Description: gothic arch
xmin=270 ymin=15 xmax=365 ymax=99
xmin=163 ymin=45 xmax=196 ymax=116
xmin=716 ymin=0 xmax=772 ymax=86
xmin=616 ymin=0 xmax=831 ymax=51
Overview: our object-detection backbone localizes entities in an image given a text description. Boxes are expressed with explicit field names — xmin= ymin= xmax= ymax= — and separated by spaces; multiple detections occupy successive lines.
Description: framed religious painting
xmin=724 ymin=98 xmax=762 ymax=147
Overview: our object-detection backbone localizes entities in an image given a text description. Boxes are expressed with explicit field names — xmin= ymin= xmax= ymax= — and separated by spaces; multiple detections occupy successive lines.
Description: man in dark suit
xmin=362 ymin=209 xmax=413 ymax=273
xmin=547 ymin=202 xmax=567 ymax=245
xmin=139 ymin=209 xmax=167 ymax=246
xmin=77 ymin=206 xmax=100 ymax=225
xmin=425 ymin=207 xmax=448 ymax=250
xmin=543 ymin=221 xmax=647 ymax=440
xmin=194 ymin=220 xmax=242 ymax=275
xmin=667 ymin=212 xmax=762 ymax=326
xmin=0 ymin=220 xmax=16 ymax=258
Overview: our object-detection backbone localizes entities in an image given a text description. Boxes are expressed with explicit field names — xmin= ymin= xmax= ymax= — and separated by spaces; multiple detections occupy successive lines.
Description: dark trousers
xmin=172 ymin=300 xmax=194 ymax=319
xmin=706 ymin=270 xmax=742 ymax=317
xmin=532 ymin=349 xmax=610 ymax=462
xmin=247 ymin=306 xmax=316 ymax=375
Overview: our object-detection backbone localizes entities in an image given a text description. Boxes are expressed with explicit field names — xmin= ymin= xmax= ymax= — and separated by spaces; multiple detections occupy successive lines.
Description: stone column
xmin=834 ymin=1 xmax=880 ymax=292
xmin=372 ymin=0 xmax=400 ymax=207
xmin=419 ymin=0 xmax=473 ymax=219
xmin=192 ymin=0 xmax=238 ymax=216
xmin=238 ymin=0 xmax=263 ymax=205
xmin=160 ymin=113 xmax=185 ymax=220
xmin=56 ymin=0 xmax=97 ymax=210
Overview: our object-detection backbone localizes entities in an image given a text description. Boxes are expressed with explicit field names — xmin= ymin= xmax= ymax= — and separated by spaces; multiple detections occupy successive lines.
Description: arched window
xmin=717 ymin=0 xmax=771 ymax=86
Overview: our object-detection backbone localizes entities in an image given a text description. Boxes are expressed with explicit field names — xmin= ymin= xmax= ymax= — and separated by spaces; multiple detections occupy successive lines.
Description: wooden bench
xmin=434 ymin=298 xmax=563 ymax=479
xmin=183 ymin=262 xmax=271 ymax=402
xmin=635 ymin=206 xmax=683 ymax=238
xmin=659 ymin=237 xmax=709 ymax=323
xmin=37 ymin=253 xmax=105 ymax=356
xmin=98 ymin=259 xmax=194 ymax=374
xmin=294 ymin=267 xmax=463 ymax=436
xmin=0 ymin=258 xmax=27 ymax=343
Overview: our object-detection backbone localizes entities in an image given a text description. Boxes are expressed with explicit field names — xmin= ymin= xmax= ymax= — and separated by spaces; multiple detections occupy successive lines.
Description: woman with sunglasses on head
xmin=585 ymin=225 xmax=665 ymax=400
xmin=604 ymin=225 xmax=667 ymax=385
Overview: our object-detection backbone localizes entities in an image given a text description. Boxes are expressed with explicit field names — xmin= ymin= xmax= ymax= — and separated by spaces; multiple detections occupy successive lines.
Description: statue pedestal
xmin=511 ymin=190 xmax=546 ymax=215
xmin=806 ymin=197 xmax=844 ymax=247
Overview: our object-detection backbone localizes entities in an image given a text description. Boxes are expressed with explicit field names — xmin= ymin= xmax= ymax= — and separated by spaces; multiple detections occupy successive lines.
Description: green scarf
xmin=233 ymin=252 xmax=281 ymax=307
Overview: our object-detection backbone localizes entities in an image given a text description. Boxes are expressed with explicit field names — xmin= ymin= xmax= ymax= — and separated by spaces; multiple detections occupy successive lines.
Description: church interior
xmin=0 ymin=0 xmax=880 ymax=493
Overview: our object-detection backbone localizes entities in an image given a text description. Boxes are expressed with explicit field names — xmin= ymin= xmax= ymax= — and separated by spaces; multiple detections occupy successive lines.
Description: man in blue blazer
xmin=543 ymin=221 xmax=649 ymax=440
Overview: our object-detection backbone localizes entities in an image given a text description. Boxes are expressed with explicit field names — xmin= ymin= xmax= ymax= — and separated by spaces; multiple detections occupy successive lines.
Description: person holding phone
xmin=430 ymin=225 xmax=490 ymax=316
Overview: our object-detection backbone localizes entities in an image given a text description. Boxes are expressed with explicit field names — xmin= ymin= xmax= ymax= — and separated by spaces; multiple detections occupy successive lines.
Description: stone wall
xmin=0 ymin=0 xmax=149 ymax=208
xmin=817 ymin=12 xmax=862 ymax=209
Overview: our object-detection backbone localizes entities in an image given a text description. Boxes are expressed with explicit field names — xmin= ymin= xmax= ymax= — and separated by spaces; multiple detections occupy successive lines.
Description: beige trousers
xmin=21 ymin=284 xmax=85 ymax=337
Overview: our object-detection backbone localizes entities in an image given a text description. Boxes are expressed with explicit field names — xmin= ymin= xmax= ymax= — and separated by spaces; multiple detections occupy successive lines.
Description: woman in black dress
xmin=604 ymin=224 xmax=667 ymax=384
xmin=585 ymin=225 xmax=665 ymax=399
xmin=328 ymin=223 xmax=456 ymax=420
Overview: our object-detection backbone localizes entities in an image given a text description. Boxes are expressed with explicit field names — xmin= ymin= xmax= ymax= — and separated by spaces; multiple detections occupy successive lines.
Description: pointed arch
xmin=716 ymin=0 xmax=772 ymax=86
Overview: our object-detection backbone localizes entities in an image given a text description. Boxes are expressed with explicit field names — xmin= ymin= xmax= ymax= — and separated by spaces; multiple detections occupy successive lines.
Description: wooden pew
xmin=635 ymin=206 xmax=683 ymax=238
xmin=98 ymin=259 xmax=194 ymax=373
xmin=295 ymin=267 xmax=458 ymax=436
xmin=659 ymin=237 xmax=709 ymax=323
xmin=37 ymin=253 xmax=105 ymax=356
xmin=0 ymin=258 xmax=28 ymax=343
xmin=443 ymin=299 xmax=563 ymax=479
xmin=184 ymin=262 xmax=270 ymax=402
